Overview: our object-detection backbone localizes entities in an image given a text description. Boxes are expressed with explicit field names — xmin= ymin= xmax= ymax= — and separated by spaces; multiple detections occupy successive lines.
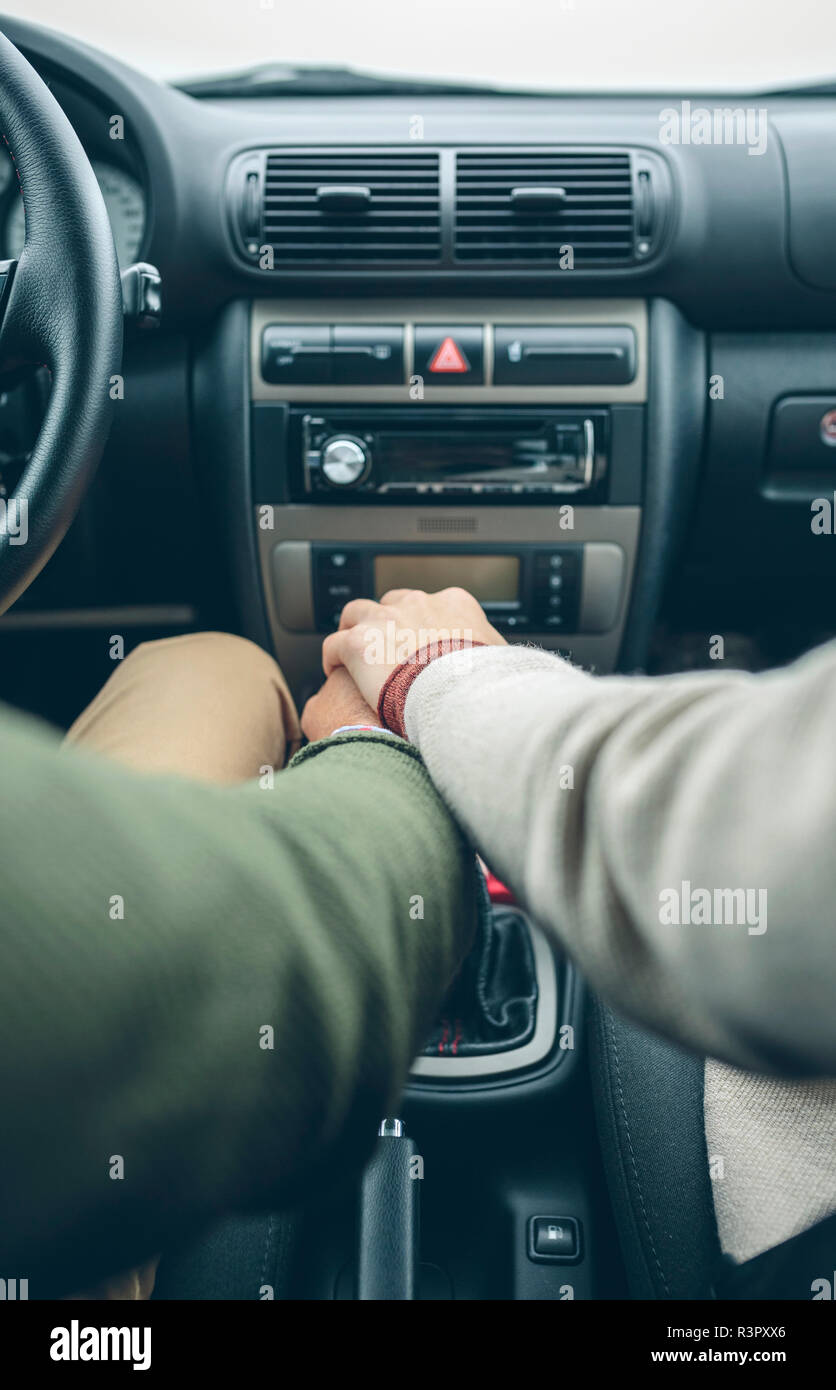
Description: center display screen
xmin=374 ymin=554 xmax=521 ymax=605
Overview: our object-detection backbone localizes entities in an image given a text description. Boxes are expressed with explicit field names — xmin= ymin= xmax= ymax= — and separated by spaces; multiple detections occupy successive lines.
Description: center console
xmin=190 ymin=291 xmax=705 ymax=1299
xmin=249 ymin=297 xmax=647 ymax=698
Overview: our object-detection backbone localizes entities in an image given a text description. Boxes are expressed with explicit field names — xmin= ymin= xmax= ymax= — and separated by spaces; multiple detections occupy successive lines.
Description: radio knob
xmin=320 ymin=435 xmax=370 ymax=488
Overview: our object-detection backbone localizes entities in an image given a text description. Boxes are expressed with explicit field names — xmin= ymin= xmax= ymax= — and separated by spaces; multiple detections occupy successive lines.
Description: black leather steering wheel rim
xmin=0 ymin=30 xmax=123 ymax=614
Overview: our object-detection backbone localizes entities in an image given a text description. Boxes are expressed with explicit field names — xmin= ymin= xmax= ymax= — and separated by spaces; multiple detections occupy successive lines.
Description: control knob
xmin=320 ymin=435 xmax=370 ymax=488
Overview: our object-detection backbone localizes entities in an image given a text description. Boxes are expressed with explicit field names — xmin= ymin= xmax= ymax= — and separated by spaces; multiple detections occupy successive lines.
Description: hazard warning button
xmin=414 ymin=326 xmax=484 ymax=385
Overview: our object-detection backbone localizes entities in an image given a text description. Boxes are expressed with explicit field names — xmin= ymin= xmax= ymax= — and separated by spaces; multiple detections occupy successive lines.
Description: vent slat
xmin=456 ymin=228 xmax=634 ymax=237
xmin=263 ymin=231 xmax=442 ymax=242
xmin=261 ymin=149 xmax=441 ymax=263
xmin=454 ymin=149 xmax=636 ymax=265
xmin=457 ymin=183 xmax=632 ymax=192
xmin=263 ymin=196 xmax=439 ymax=205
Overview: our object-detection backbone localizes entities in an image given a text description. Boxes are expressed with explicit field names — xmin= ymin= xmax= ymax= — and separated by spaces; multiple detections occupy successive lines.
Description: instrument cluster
xmin=0 ymin=152 xmax=146 ymax=267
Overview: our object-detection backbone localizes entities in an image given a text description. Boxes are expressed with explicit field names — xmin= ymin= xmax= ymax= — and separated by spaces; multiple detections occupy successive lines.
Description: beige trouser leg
xmin=62 ymin=631 xmax=302 ymax=1299
xmin=66 ymin=630 xmax=302 ymax=778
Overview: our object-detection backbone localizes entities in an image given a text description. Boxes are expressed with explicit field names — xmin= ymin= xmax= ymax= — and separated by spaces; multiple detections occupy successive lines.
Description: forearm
xmin=404 ymin=641 xmax=836 ymax=1075
xmin=0 ymin=715 xmax=475 ymax=1293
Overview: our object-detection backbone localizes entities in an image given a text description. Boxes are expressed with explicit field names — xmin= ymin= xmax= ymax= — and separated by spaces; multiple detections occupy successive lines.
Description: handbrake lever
xmin=356 ymin=1118 xmax=420 ymax=1300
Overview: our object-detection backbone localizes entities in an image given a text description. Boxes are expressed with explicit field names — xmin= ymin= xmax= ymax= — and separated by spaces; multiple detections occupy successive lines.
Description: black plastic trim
xmin=618 ymin=298 xmax=706 ymax=670
xmin=192 ymin=298 xmax=272 ymax=650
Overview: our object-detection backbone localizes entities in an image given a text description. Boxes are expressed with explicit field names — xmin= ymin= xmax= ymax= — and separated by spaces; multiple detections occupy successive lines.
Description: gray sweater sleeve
xmin=403 ymin=641 xmax=836 ymax=1075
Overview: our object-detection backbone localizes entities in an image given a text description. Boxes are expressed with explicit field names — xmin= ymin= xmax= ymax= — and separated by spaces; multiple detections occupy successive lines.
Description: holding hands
xmin=302 ymin=587 xmax=505 ymax=741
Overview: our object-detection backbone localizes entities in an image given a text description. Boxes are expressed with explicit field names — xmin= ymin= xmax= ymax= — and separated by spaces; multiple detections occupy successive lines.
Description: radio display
xmin=383 ymin=436 xmax=514 ymax=481
xmin=378 ymin=426 xmax=585 ymax=485
xmin=374 ymin=554 xmax=520 ymax=605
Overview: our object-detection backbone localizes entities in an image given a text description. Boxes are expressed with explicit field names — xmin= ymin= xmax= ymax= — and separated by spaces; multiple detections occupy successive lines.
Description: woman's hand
xmin=322 ymin=587 xmax=506 ymax=712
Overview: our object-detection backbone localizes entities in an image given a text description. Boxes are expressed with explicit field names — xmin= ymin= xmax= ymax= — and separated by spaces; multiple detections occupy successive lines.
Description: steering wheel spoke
xmin=0 ymin=255 xmax=53 ymax=374
xmin=0 ymin=257 xmax=23 ymax=366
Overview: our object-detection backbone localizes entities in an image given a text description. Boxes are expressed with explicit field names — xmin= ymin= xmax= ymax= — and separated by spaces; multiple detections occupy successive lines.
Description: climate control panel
xmin=309 ymin=542 xmax=585 ymax=635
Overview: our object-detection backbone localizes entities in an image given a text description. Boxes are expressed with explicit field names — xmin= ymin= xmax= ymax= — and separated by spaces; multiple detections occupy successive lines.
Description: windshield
xmin=2 ymin=0 xmax=834 ymax=93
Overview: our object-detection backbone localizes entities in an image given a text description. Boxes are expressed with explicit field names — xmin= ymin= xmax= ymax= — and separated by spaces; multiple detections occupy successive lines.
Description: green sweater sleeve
xmin=0 ymin=709 xmax=476 ymax=1295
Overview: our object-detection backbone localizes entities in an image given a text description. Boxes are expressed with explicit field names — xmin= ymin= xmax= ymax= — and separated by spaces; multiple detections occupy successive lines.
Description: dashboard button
xmin=528 ymin=1216 xmax=581 ymax=1262
xmin=494 ymin=326 xmax=636 ymax=386
xmin=262 ymin=325 xmax=332 ymax=384
xmin=323 ymin=580 xmax=359 ymax=602
xmin=767 ymin=396 xmax=836 ymax=474
xmin=332 ymin=325 xmax=404 ymax=385
xmin=319 ymin=550 xmax=357 ymax=572
xmin=414 ymin=326 xmax=485 ymax=386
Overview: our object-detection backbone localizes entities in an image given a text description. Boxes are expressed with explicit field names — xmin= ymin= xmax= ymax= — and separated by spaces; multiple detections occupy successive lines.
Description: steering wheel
xmin=0 ymin=31 xmax=123 ymax=615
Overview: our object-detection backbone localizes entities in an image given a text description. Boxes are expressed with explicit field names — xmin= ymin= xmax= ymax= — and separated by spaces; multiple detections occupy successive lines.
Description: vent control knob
xmin=320 ymin=435 xmax=371 ymax=488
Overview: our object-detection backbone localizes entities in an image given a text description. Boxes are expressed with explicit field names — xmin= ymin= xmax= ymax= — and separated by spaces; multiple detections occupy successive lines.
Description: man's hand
xmin=322 ymin=587 xmax=506 ymax=712
xmin=301 ymin=667 xmax=382 ymax=743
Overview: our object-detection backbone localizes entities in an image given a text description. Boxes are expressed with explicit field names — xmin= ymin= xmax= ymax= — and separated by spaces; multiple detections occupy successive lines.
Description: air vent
xmin=261 ymin=150 xmax=441 ymax=264
xmin=454 ymin=149 xmax=637 ymax=265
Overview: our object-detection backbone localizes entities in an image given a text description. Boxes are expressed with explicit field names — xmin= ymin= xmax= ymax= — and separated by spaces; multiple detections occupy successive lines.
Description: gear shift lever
xmin=420 ymin=900 xmax=539 ymax=1058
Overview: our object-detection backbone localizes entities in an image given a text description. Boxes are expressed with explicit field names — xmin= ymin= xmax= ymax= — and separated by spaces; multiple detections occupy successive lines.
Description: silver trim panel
xmin=251 ymin=298 xmax=648 ymax=404
xmin=579 ymin=543 xmax=627 ymax=634
xmin=258 ymin=506 xmax=641 ymax=700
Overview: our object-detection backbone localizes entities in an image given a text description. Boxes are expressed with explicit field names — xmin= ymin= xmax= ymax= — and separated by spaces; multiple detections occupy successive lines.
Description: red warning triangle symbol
xmin=428 ymin=336 xmax=470 ymax=373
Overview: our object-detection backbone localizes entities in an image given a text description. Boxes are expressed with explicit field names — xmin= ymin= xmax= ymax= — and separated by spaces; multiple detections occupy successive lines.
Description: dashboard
xmin=3 ymin=13 xmax=836 ymax=707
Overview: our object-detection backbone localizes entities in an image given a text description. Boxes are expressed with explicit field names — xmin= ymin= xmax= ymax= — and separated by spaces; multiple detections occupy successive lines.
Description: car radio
xmin=293 ymin=407 xmax=609 ymax=502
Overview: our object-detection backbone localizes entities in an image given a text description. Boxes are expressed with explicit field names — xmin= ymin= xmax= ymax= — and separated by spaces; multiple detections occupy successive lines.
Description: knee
xmin=128 ymin=631 xmax=281 ymax=682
